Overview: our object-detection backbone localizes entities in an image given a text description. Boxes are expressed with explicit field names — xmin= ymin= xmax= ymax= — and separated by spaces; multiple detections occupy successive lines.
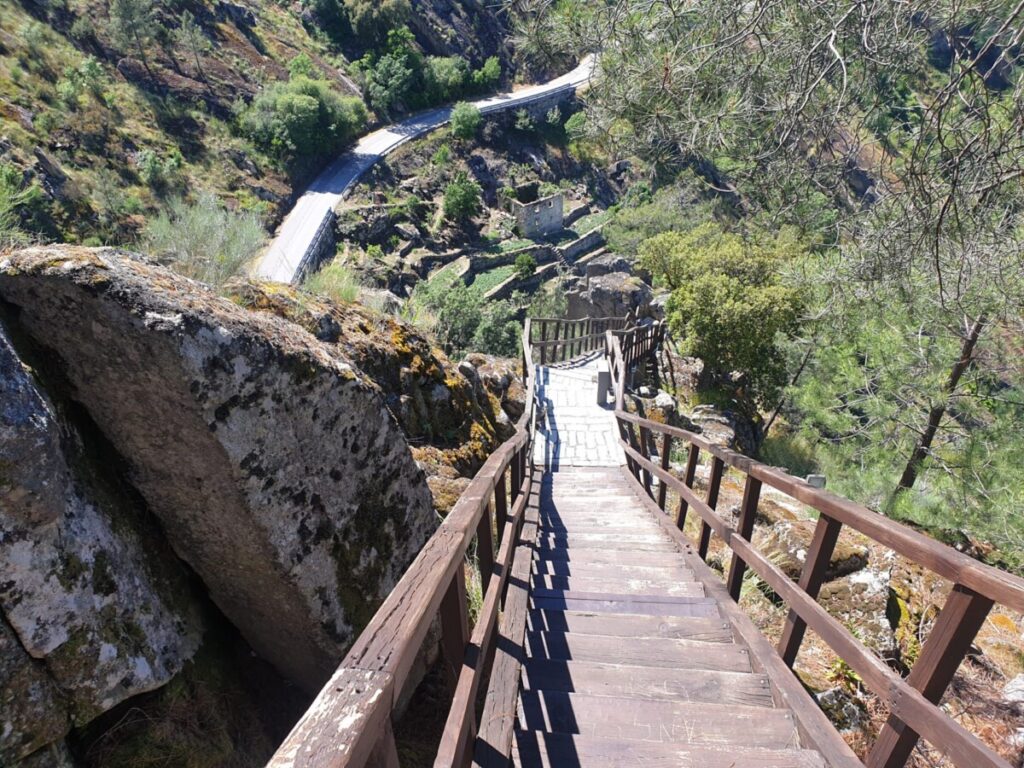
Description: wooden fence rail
xmin=607 ymin=323 xmax=1024 ymax=768
xmin=527 ymin=312 xmax=634 ymax=365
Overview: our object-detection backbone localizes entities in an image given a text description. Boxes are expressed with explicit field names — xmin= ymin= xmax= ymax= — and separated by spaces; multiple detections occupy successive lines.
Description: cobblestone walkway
xmin=533 ymin=354 xmax=624 ymax=469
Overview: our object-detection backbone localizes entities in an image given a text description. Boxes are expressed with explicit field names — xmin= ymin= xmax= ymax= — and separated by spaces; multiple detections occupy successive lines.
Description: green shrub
xmin=0 ymin=163 xmax=45 ymax=247
xmin=450 ymin=102 xmax=481 ymax=140
xmin=471 ymin=56 xmax=501 ymax=91
xmin=367 ymin=243 xmax=384 ymax=259
xmin=343 ymin=0 xmax=411 ymax=45
xmin=514 ymin=252 xmax=537 ymax=280
xmin=639 ymin=223 xmax=805 ymax=412
xmin=304 ymin=259 xmax=362 ymax=303
xmin=239 ymin=76 xmax=368 ymax=160
xmin=288 ymin=53 xmax=319 ymax=80
xmin=443 ymin=171 xmax=482 ymax=222
xmin=142 ymin=192 xmax=265 ymax=289
xmin=514 ymin=108 xmax=534 ymax=132
xmin=432 ymin=143 xmax=451 ymax=167
xmin=424 ymin=56 xmax=470 ymax=103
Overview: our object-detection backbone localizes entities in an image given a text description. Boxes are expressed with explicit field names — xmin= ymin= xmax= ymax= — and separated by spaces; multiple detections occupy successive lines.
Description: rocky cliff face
xmin=0 ymin=246 xmax=492 ymax=763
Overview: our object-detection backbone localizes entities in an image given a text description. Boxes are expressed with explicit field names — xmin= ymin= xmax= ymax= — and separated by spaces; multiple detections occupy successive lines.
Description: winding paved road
xmin=255 ymin=56 xmax=597 ymax=284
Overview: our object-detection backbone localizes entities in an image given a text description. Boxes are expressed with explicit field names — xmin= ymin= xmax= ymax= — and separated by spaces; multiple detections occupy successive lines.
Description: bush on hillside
xmin=639 ymin=223 xmax=805 ymax=412
xmin=450 ymin=102 xmax=481 ymax=140
xmin=514 ymin=253 xmax=537 ymax=280
xmin=425 ymin=57 xmax=471 ymax=104
xmin=239 ymin=76 xmax=368 ymax=160
xmin=143 ymin=192 xmax=265 ymax=289
xmin=443 ymin=172 xmax=482 ymax=222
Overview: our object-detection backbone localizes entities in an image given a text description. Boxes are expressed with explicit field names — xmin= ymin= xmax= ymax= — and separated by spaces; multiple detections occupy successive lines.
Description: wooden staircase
xmin=509 ymin=467 xmax=825 ymax=768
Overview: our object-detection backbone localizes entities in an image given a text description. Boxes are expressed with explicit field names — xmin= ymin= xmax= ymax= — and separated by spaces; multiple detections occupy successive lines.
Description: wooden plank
xmin=517 ymin=692 xmax=800 ymax=748
xmin=656 ymin=433 xmax=673 ymax=510
xmin=527 ymin=610 xmax=728 ymax=641
xmin=530 ymin=574 xmax=703 ymax=597
xmin=367 ymin=717 xmax=399 ymax=768
xmin=473 ymin=480 xmax=542 ymax=767
xmin=267 ymin=668 xmax=395 ymax=768
xmin=866 ymin=583 xmax=994 ymax=768
xmin=440 ymin=566 xmax=470 ymax=687
xmin=534 ymin=548 xmax=689 ymax=567
xmin=676 ymin=443 xmax=700 ymax=530
xmin=778 ymin=515 xmax=842 ymax=666
xmin=727 ymin=475 xmax=762 ymax=600
xmin=699 ymin=456 xmax=724 ymax=559
xmin=536 ymin=530 xmax=671 ymax=545
xmin=619 ymin=465 xmax=863 ymax=768
xmin=524 ymin=631 xmax=750 ymax=672
xmin=522 ymin=659 xmax=770 ymax=706
xmin=531 ymin=593 xmax=720 ymax=618
xmin=530 ymin=560 xmax=693 ymax=580
xmin=476 ymin=502 xmax=496 ymax=595
xmin=435 ymin=481 xmax=530 ymax=768
xmin=535 ymin=537 xmax=678 ymax=553
xmin=615 ymin=411 xmax=1024 ymax=613
xmin=513 ymin=731 xmax=826 ymax=768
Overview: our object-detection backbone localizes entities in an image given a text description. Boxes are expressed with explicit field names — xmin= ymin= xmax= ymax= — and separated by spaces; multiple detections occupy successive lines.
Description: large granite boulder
xmin=0 ymin=324 xmax=203 ymax=762
xmin=566 ymin=271 xmax=653 ymax=320
xmin=0 ymin=247 xmax=438 ymax=693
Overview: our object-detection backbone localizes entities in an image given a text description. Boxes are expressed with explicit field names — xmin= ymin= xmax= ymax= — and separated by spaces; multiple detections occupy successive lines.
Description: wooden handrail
xmin=608 ymin=322 xmax=1024 ymax=768
xmin=267 ymin=321 xmax=545 ymax=768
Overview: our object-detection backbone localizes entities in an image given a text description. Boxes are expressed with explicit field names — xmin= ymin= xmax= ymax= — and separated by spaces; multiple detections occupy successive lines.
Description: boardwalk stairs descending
xmin=505 ymin=468 xmax=824 ymax=768
xmin=266 ymin=313 xmax=1024 ymax=768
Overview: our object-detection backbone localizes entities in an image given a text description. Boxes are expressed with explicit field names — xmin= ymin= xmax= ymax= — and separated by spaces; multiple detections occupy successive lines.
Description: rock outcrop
xmin=0 ymin=323 xmax=203 ymax=763
xmin=0 ymin=247 xmax=439 ymax=694
xmin=566 ymin=272 xmax=653 ymax=320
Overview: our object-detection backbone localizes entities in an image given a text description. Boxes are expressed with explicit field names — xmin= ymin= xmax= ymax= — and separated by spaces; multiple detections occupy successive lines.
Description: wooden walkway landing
xmin=508 ymin=467 xmax=825 ymax=768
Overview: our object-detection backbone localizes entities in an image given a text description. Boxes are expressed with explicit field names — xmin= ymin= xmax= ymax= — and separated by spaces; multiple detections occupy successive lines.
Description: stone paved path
xmin=533 ymin=354 xmax=623 ymax=469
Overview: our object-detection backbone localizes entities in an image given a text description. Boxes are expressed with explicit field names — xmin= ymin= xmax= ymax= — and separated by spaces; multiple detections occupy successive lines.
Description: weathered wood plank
xmin=530 ymin=575 xmax=702 ymax=597
xmin=517 ymin=692 xmax=800 ymax=748
xmin=521 ymin=659 xmax=771 ymax=706
xmin=530 ymin=560 xmax=693 ymax=580
xmin=531 ymin=593 xmax=720 ymax=618
xmin=524 ymin=631 xmax=750 ymax=672
xmin=513 ymin=731 xmax=826 ymax=768
xmin=473 ymin=479 xmax=543 ymax=767
xmin=534 ymin=548 xmax=685 ymax=567
xmin=526 ymin=610 xmax=728 ymax=641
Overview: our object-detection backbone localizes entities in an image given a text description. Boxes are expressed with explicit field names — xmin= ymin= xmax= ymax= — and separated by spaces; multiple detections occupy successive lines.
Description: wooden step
xmin=535 ymin=549 xmax=685 ymax=568
xmin=521 ymin=659 xmax=772 ymax=706
xmin=513 ymin=731 xmax=825 ymax=768
xmin=524 ymin=632 xmax=749 ymax=672
xmin=536 ymin=537 xmax=677 ymax=553
xmin=527 ymin=610 xmax=728 ymax=641
xmin=530 ymin=561 xmax=693 ymax=581
xmin=530 ymin=575 xmax=703 ymax=598
xmin=517 ymin=691 xmax=801 ymax=748
xmin=531 ymin=591 xmax=720 ymax=618
xmin=537 ymin=519 xmax=664 ymax=534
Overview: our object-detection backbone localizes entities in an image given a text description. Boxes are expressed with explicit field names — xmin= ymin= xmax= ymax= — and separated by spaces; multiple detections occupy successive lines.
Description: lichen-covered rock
xmin=0 ymin=246 xmax=438 ymax=692
xmin=566 ymin=271 xmax=653 ymax=320
xmin=0 ymin=323 xmax=202 ymax=734
xmin=0 ymin=617 xmax=68 ymax=764
xmin=757 ymin=520 xmax=870 ymax=582
xmin=461 ymin=353 xmax=526 ymax=421
xmin=819 ymin=552 xmax=898 ymax=659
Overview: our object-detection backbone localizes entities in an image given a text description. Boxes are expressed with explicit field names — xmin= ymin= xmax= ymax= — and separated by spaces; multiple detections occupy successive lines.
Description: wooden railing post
xmin=637 ymin=423 xmax=656 ymax=499
xmin=476 ymin=502 xmax=496 ymax=594
xmin=656 ymin=433 xmax=673 ymax=511
xmin=539 ymin=320 xmax=548 ymax=365
xmin=494 ymin=472 xmax=508 ymax=543
xmin=778 ymin=514 xmax=842 ymax=666
xmin=698 ymin=456 xmax=724 ymax=559
xmin=676 ymin=443 xmax=700 ymax=531
xmin=440 ymin=567 xmax=470 ymax=687
xmin=553 ymin=321 xmax=562 ymax=362
xmin=510 ymin=446 xmax=522 ymax=504
xmin=866 ymin=584 xmax=994 ymax=768
xmin=726 ymin=475 xmax=762 ymax=600
xmin=367 ymin=717 xmax=400 ymax=768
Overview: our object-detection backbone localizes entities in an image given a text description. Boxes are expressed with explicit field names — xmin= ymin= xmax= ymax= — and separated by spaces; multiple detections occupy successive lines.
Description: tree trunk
xmin=891 ymin=314 xmax=986 ymax=500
